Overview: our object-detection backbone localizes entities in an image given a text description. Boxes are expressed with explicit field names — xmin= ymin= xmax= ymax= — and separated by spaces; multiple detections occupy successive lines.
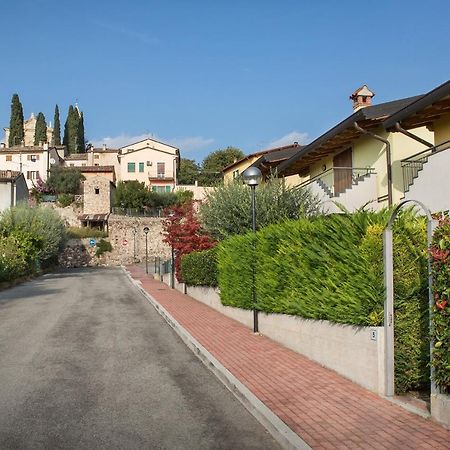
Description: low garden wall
xmin=161 ymin=278 xmax=386 ymax=395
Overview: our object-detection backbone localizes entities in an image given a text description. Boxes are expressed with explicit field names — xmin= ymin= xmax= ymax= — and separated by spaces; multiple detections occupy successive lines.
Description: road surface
xmin=0 ymin=268 xmax=279 ymax=450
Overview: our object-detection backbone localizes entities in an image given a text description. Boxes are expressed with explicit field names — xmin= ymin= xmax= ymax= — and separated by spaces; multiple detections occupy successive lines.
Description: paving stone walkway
xmin=126 ymin=265 xmax=450 ymax=450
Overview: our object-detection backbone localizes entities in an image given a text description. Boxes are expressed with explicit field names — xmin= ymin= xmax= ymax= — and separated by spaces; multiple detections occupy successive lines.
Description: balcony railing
xmin=401 ymin=139 xmax=450 ymax=194
xmin=298 ymin=167 xmax=375 ymax=197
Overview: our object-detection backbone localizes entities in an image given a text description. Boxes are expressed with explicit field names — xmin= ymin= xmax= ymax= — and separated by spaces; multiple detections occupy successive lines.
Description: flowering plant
xmin=431 ymin=217 xmax=450 ymax=392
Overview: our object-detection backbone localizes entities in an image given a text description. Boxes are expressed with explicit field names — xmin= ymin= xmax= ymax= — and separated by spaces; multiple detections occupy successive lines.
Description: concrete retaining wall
xmin=431 ymin=393 xmax=450 ymax=428
xmin=161 ymin=279 xmax=386 ymax=395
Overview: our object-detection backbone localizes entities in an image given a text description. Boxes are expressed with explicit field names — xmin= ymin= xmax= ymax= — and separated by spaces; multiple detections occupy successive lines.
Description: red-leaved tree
xmin=162 ymin=201 xmax=215 ymax=281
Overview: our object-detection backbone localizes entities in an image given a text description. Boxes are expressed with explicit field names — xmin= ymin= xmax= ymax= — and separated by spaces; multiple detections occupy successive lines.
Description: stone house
xmin=79 ymin=175 xmax=116 ymax=229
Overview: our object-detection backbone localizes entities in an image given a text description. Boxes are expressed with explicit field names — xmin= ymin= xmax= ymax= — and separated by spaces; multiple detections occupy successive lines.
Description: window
xmin=165 ymin=185 xmax=171 ymax=193
xmin=27 ymin=171 xmax=39 ymax=180
xmin=139 ymin=162 xmax=145 ymax=173
xmin=152 ymin=186 xmax=166 ymax=193
xmin=128 ymin=162 xmax=136 ymax=173
xmin=6 ymin=155 xmax=12 ymax=161
xmin=70 ymin=163 xmax=74 ymax=167
xmin=233 ymin=169 xmax=240 ymax=179
xmin=95 ymin=188 xmax=100 ymax=195
xmin=27 ymin=154 xmax=39 ymax=161
xmin=157 ymin=162 xmax=165 ymax=178
xmin=94 ymin=155 xmax=100 ymax=159
xmin=82 ymin=163 xmax=86 ymax=166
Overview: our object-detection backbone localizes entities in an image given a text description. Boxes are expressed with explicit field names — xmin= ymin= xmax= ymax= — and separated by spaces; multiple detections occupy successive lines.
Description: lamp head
xmin=242 ymin=167 xmax=262 ymax=186
xmin=143 ymin=226 xmax=150 ymax=234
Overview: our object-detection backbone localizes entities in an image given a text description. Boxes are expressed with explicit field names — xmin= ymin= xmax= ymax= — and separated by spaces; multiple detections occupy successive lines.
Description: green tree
xmin=34 ymin=112 xmax=47 ymax=145
xmin=178 ymin=158 xmax=200 ymax=185
xmin=77 ymin=111 xmax=85 ymax=152
xmin=115 ymin=181 xmax=150 ymax=208
xmin=46 ymin=167 xmax=85 ymax=194
xmin=200 ymin=178 xmax=321 ymax=240
xmin=199 ymin=146 xmax=244 ymax=186
xmin=8 ymin=94 xmax=24 ymax=147
xmin=63 ymin=105 xmax=85 ymax=153
xmin=53 ymin=104 xmax=61 ymax=145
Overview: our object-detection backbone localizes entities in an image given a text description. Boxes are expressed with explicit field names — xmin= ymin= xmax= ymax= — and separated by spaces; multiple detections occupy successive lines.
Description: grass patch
xmin=67 ymin=227 xmax=108 ymax=239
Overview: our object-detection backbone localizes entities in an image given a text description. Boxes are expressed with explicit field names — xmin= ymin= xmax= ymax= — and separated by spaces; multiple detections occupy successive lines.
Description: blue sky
xmin=1 ymin=0 xmax=450 ymax=162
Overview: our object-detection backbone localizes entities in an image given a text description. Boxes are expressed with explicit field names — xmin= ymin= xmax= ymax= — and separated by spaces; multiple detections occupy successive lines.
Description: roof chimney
xmin=350 ymin=85 xmax=375 ymax=112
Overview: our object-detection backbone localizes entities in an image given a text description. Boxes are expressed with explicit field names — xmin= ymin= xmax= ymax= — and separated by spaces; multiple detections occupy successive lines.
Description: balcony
xmin=298 ymin=167 xmax=377 ymax=213
xmin=401 ymin=139 xmax=450 ymax=194
xmin=401 ymin=139 xmax=450 ymax=212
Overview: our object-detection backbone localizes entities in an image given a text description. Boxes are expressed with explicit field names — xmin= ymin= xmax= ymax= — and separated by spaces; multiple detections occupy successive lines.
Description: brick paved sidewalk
xmin=126 ymin=266 xmax=450 ymax=450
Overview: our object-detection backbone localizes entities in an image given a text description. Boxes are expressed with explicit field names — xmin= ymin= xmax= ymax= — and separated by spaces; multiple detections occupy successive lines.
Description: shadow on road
xmin=0 ymin=267 xmax=118 ymax=305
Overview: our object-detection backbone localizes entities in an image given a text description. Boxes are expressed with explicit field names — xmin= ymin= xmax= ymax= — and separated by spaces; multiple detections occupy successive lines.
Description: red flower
xmin=436 ymin=300 xmax=448 ymax=311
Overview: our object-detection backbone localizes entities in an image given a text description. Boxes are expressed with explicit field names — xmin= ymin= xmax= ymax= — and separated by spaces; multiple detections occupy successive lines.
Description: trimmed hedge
xmin=218 ymin=210 xmax=429 ymax=394
xmin=180 ymin=247 xmax=218 ymax=287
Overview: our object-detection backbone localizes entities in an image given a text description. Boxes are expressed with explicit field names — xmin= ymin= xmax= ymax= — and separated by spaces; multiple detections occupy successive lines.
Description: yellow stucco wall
xmin=433 ymin=113 xmax=450 ymax=146
xmin=119 ymin=148 xmax=177 ymax=187
xmin=296 ymin=125 xmax=433 ymax=207
xmin=223 ymin=157 xmax=260 ymax=184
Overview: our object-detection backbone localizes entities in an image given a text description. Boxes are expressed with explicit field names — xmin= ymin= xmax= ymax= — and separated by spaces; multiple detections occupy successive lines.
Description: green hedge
xmin=218 ymin=210 xmax=429 ymax=394
xmin=180 ymin=247 xmax=218 ymax=287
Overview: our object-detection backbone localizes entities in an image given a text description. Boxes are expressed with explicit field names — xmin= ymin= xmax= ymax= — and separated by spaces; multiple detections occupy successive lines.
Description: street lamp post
xmin=171 ymin=245 xmax=175 ymax=288
xmin=143 ymin=226 xmax=150 ymax=274
xmin=242 ymin=167 xmax=262 ymax=334
xmin=132 ymin=228 xmax=137 ymax=262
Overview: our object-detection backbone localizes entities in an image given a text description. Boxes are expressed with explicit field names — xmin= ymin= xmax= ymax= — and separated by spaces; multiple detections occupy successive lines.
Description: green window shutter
xmin=127 ymin=162 xmax=136 ymax=172
xmin=139 ymin=162 xmax=144 ymax=172
xmin=152 ymin=186 xmax=156 ymax=192
xmin=165 ymin=185 xmax=171 ymax=193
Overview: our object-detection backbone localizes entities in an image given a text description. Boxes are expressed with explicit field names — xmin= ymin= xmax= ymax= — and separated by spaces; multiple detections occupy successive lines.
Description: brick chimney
xmin=350 ymin=85 xmax=375 ymax=112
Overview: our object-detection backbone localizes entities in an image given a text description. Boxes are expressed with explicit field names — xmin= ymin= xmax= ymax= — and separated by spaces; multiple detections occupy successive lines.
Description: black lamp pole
xmin=242 ymin=166 xmax=262 ymax=334
xmin=171 ymin=245 xmax=175 ymax=288
xmin=143 ymin=227 xmax=149 ymax=274
xmin=250 ymin=184 xmax=258 ymax=333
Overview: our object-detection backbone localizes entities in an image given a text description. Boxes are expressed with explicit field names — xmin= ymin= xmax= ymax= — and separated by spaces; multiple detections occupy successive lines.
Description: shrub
xmin=162 ymin=202 xmax=215 ymax=281
xmin=181 ymin=247 xmax=218 ymax=286
xmin=57 ymin=193 xmax=74 ymax=207
xmin=0 ymin=204 xmax=67 ymax=268
xmin=0 ymin=235 xmax=29 ymax=282
xmin=67 ymin=227 xmax=108 ymax=239
xmin=217 ymin=209 xmax=429 ymax=393
xmin=95 ymin=239 xmax=112 ymax=257
xmin=430 ymin=217 xmax=450 ymax=393
xmin=200 ymin=178 xmax=321 ymax=241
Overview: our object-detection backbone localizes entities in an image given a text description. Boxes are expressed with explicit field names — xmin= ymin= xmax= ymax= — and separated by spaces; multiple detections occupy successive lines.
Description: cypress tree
xmin=34 ymin=112 xmax=47 ymax=145
xmin=77 ymin=111 xmax=85 ymax=152
xmin=53 ymin=104 xmax=61 ymax=145
xmin=8 ymin=94 xmax=24 ymax=147
xmin=63 ymin=105 xmax=86 ymax=154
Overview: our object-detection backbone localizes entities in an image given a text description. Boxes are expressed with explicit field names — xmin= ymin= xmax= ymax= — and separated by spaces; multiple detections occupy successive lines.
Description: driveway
xmin=0 ymin=268 xmax=279 ymax=449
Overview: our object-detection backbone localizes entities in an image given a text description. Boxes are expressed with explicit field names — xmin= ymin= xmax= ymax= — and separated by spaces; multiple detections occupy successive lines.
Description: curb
xmin=122 ymin=267 xmax=311 ymax=450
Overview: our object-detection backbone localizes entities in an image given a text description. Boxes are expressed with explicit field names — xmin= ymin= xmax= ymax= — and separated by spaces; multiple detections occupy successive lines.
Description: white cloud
xmin=265 ymin=131 xmax=309 ymax=148
xmin=91 ymin=133 xmax=214 ymax=153
xmin=89 ymin=19 xmax=159 ymax=46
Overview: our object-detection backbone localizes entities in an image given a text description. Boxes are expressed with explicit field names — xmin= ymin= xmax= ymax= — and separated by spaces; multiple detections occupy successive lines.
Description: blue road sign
xmin=89 ymin=238 xmax=96 ymax=247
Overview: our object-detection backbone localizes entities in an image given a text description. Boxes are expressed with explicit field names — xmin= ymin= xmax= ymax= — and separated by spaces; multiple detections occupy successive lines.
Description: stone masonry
xmin=83 ymin=175 xmax=115 ymax=215
xmin=107 ymin=215 xmax=170 ymax=265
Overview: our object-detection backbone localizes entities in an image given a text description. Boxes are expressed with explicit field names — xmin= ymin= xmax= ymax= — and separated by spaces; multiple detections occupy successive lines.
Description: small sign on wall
xmin=122 ymin=239 xmax=128 ymax=246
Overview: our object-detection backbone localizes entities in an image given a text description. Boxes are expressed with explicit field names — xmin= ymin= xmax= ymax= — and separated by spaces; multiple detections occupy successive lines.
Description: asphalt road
xmin=0 ymin=268 xmax=279 ymax=450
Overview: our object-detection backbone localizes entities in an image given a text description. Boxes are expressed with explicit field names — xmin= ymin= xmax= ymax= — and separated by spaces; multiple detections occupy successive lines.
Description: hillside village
xmin=1 ymin=78 xmax=450 ymax=447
